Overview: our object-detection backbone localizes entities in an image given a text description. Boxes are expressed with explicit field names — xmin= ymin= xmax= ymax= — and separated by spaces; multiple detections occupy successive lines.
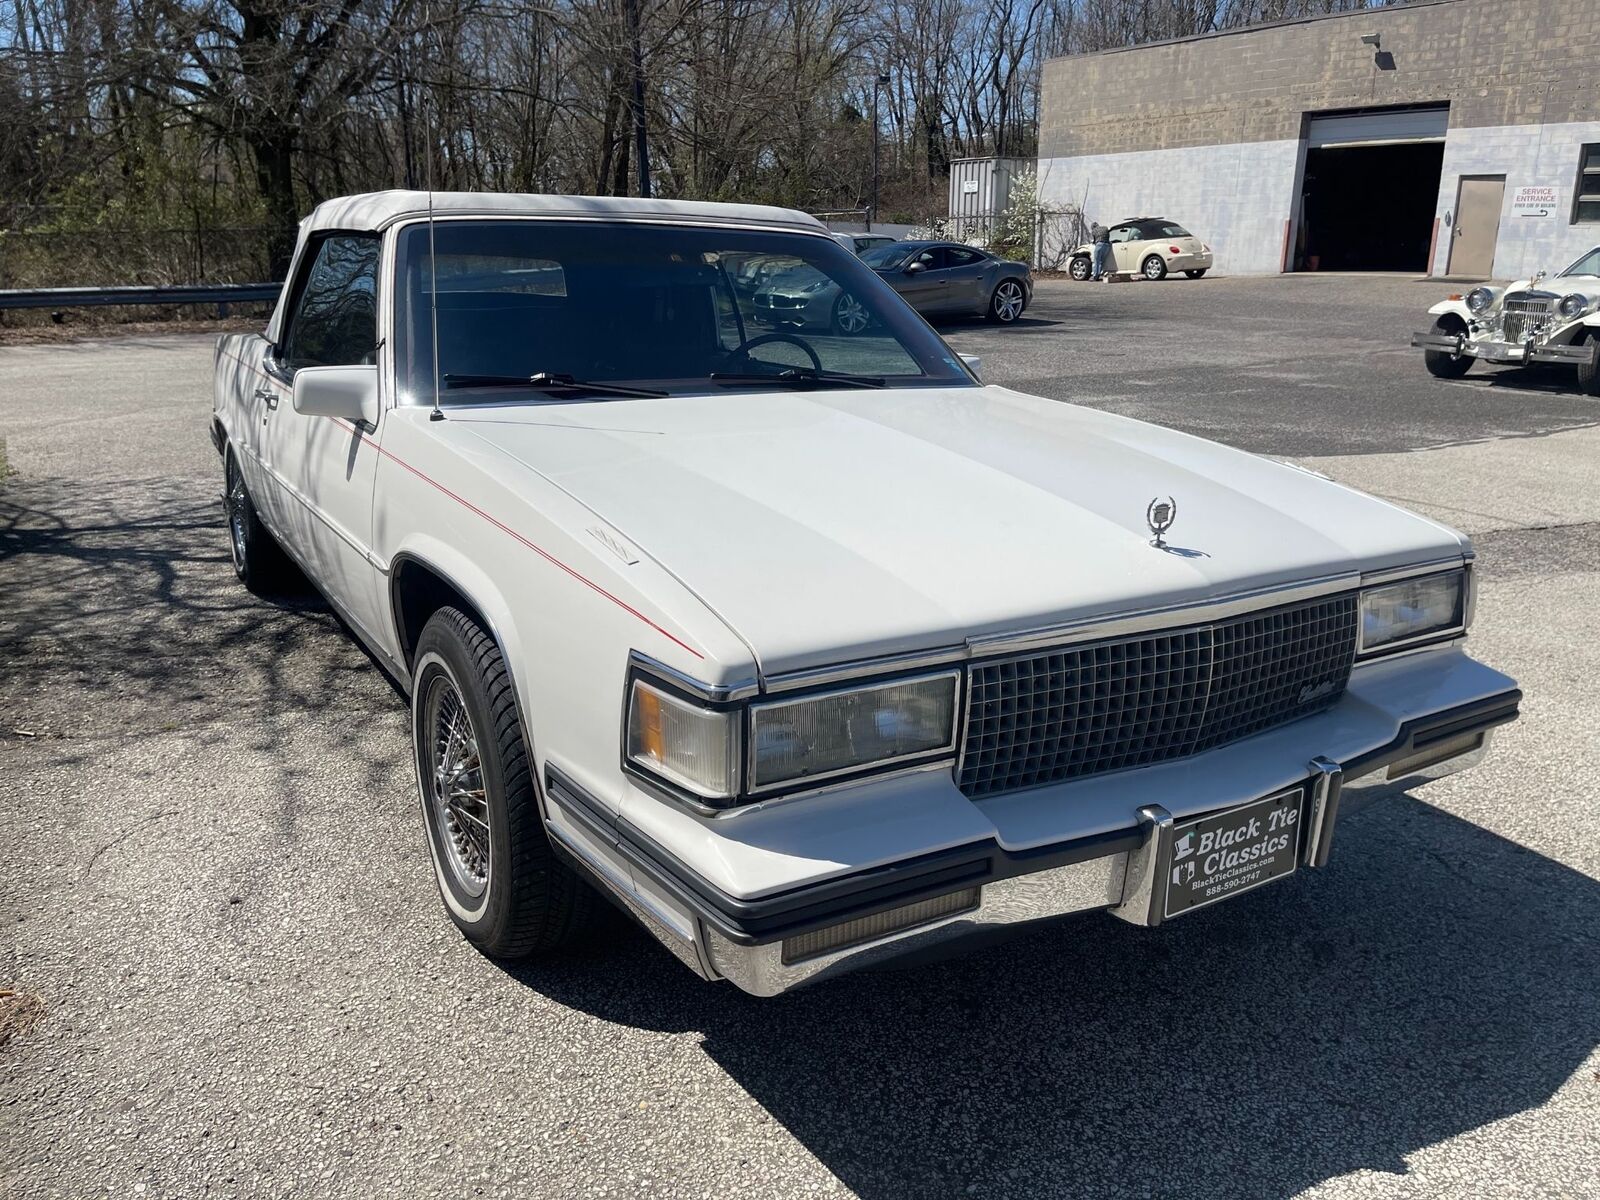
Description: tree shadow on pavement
xmin=0 ymin=474 xmax=396 ymax=796
xmin=511 ymin=797 xmax=1599 ymax=1199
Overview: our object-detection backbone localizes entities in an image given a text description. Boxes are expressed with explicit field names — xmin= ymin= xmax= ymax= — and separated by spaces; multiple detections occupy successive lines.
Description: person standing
xmin=1090 ymin=221 xmax=1112 ymax=281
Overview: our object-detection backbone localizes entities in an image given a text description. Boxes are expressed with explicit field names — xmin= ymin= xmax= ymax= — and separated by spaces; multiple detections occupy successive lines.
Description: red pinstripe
xmin=222 ymin=350 xmax=705 ymax=659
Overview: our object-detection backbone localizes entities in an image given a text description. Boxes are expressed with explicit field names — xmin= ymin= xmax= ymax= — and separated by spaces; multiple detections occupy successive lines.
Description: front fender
xmin=1426 ymin=300 xmax=1473 ymax=321
xmin=386 ymin=536 xmax=528 ymax=683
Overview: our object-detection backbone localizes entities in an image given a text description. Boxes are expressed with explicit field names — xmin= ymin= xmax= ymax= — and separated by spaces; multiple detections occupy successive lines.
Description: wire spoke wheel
xmin=226 ymin=464 xmax=248 ymax=570
xmin=424 ymin=675 xmax=491 ymax=897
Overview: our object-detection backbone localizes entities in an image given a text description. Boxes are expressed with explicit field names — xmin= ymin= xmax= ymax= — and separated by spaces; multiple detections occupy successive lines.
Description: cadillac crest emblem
xmin=1146 ymin=496 xmax=1177 ymax=547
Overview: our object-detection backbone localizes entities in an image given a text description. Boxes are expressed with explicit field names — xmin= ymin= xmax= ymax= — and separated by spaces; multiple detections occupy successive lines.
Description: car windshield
xmin=1558 ymin=247 xmax=1600 ymax=277
xmin=1142 ymin=222 xmax=1191 ymax=238
xmin=394 ymin=221 xmax=971 ymax=400
xmin=860 ymin=244 xmax=919 ymax=270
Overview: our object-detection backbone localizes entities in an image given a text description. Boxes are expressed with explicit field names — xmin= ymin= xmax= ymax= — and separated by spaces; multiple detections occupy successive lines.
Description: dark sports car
xmin=752 ymin=239 xmax=1033 ymax=333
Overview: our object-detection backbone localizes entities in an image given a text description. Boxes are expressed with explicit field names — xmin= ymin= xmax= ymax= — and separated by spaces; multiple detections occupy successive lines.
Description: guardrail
xmin=0 ymin=283 xmax=281 ymax=312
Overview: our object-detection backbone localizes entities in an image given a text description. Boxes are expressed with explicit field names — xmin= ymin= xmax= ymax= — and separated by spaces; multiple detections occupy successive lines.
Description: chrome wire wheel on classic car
xmin=988 ymin=279 xmax=1026 ymax=323
xmin=411 ymin=606 xmax=595 ymax=956
xmin=1141 ymin=254 xmax=1168 ymax=281
xmin=223 ymin=451 xmax=292 ymax=594
xmin=1068 ymin=255 xmax=1092 ymax=282
xmin=421 ymin=673 xmax=491 ymax=898
xmin=832 ymin=291 xmax=871 ymax=335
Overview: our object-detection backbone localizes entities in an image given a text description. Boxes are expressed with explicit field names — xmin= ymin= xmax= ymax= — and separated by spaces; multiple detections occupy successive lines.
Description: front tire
xmin=1141 ymin=255 xmax=1168 ymax=281
xmin=1068 ymin=256 xmax=1092 ymax=282
xmin=1423 ymin=316 xmax=1474 ymax=380
xmin=413 ymin=607 xmax=596 ymax=957
xmin=987 ymin=279 xmax=1026 ymax=323
xmin=1576 ymin=331 xmax=1600 ymax=396
xmin=224 ymin=451 xmax=293 ymax=594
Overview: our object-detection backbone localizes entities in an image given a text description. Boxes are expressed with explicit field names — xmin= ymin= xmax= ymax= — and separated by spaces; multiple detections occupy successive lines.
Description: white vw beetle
xmin=1412 ymin=246 xmax=1600 ymax=394
xmin=213 ymin=192 xmax=1519 ymax=996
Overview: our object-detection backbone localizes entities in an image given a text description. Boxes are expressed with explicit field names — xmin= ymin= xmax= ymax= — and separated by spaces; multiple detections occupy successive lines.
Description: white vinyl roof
xmin=303 ymin=190 xmax=829 ymax=236
xmin=267 ymin=191 xmax=831 ymax=343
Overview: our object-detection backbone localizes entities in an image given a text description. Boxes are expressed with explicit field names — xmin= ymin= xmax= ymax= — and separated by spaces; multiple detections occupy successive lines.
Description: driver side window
xmin=281 ymin=234 xmax=381 ymax=372
xmin=1109 ymin=226 xmax=1136 ymax=244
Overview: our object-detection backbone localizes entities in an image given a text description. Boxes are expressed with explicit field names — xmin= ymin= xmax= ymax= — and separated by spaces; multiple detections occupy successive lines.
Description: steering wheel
xmin=721 ymin=332 xmax=823 ymax=374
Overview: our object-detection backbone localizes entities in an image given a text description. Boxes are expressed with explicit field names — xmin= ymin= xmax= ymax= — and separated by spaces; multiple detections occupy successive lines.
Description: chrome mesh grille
xmin=958 ymin=593 xmax=1358 ymax=798
xmin=1502 ymin=292 xmax=1554 ymax=344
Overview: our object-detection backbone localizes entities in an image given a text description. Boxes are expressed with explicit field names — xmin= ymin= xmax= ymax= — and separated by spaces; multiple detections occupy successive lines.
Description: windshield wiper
xmin=709 ymin=368 xmax=886 ymax=389
xmin=442 ymin=371 xmax=666 ymax=398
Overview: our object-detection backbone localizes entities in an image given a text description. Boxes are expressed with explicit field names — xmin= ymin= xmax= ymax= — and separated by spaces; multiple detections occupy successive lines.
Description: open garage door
xmin=1296 ymin=106 xmax=1448 ymax=272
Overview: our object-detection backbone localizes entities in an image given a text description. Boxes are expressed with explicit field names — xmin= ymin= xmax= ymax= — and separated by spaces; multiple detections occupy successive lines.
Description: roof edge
xmin=1042 ymin=0 xmax=1461 ymax=68
xmin=302 ymin=190 xmax=830 ymax=235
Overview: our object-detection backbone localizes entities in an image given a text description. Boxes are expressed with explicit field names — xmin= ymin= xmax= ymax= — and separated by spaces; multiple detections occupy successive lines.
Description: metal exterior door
xmin=1449 ymin=176 xmax=1505 ymax=278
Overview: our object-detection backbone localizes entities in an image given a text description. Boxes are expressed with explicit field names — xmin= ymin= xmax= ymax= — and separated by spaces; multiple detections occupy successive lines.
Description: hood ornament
xmin=1146 ymin=496 xmax=1177 ymax=548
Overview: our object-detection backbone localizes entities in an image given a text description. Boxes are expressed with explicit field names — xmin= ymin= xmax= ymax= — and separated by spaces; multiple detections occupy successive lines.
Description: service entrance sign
xmin=1511 ymin=186 xmax=1557 ymax=217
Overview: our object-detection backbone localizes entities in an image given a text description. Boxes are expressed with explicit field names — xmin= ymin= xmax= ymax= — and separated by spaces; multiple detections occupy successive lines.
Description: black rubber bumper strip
xmin=1340 ymin=688 xmax=1520 ymax=780
xmin=546 ymin=764 xmax=1140 ymax=946
xmin=545 ymin=687 xmax=1520 ymax=947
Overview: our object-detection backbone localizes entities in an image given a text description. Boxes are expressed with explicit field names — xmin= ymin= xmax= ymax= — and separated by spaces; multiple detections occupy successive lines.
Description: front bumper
xmin=752 ymin=292 xmax=830 ymax=328
xmin=1410 ymin=330 xmax=1598 ymax=366
xmin=543 ymin=665 xmax=1520 ymax=997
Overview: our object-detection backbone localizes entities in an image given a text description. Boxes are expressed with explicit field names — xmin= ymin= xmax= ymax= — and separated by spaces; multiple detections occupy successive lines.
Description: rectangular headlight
xmin=749 ymin=672 xmax=959 ymax=792
xmin=1359 ymin=569 xmax=1466 ymax=654
xmin=626 ymin=679 xmax=739 ymax=799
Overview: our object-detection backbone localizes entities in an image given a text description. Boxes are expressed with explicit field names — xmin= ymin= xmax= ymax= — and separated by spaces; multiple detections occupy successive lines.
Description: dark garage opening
xmin=1296 ymin=141 xmax=1445 ymax=272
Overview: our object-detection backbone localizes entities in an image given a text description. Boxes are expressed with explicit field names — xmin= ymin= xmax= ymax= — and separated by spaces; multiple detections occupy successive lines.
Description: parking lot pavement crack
xmin=78 ymin=809 xmax=172 ymax=881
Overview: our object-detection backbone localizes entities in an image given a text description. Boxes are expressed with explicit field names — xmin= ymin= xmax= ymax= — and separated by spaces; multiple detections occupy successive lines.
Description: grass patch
xmin=0 ymin=987 xmax=45 ymax=1049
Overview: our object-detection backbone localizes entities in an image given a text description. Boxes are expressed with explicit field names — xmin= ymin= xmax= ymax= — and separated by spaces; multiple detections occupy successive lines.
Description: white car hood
xmin=449 ymin=386 xmax=1464 ymax=674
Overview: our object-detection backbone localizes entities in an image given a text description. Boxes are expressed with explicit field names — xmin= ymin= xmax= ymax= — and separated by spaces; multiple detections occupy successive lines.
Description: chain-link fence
xmin=0 ymin=228 xmax=274 ymax=290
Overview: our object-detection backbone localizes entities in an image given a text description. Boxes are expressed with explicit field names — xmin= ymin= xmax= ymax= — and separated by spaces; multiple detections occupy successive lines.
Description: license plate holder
xmin=1163 ymin=787 xmax=1305 ymax=920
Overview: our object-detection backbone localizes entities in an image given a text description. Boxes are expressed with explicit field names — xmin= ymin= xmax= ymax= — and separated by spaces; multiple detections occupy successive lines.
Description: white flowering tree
xmin=992 ymin=170 xmax=1041 ymax=263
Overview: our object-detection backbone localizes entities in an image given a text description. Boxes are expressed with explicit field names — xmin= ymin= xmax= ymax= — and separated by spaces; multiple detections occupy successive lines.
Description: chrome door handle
xmin=253 ymin=388 xmax=279 ymax=409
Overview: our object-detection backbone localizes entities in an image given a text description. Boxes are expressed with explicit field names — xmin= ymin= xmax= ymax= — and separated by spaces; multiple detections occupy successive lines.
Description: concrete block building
xmin=1035 ymin=0 xmax=1600 ymax=279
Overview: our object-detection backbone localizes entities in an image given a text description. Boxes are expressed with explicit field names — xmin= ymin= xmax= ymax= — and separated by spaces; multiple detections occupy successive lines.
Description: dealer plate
xmin=1164 ymin=787 xmax=1304 ymax=919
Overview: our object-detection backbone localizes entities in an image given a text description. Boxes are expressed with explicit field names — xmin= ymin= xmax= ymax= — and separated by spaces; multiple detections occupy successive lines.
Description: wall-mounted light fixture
xmin=1360 ymin=32 xmax=1381 ymax=48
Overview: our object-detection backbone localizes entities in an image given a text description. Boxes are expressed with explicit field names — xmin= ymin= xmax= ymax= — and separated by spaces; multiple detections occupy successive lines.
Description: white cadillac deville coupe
xmin=212 ymin=192 xmax=1520 ymax=996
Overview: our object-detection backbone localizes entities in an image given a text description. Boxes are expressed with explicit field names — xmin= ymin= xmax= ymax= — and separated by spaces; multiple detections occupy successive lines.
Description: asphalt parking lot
xmin=2 ymin=273 xmax=1596 ymax=1200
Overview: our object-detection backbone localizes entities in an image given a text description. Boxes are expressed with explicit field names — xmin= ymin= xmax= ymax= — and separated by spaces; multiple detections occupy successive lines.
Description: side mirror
xmin=293 ymin=364 xmax=379 ymax=426
xmin=959 ymin=353 xmax=982 ymax=380
xmin=905 ymin=261 xmax=926 ymax=275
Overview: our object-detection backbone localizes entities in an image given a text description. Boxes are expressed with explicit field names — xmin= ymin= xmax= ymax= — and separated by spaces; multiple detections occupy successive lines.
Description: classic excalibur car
xmin=213 ymin=192 xmax=1520 ymax=996
xmin=1412 ymin=246 xmax=1600 ymax=394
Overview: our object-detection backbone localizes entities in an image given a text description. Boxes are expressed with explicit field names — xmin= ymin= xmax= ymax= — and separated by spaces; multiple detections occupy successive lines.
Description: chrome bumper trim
xmin=705 ymin=852 xmax=1128 ymax=997
xmin=543 ymin=689 xmax=1516 ymax=997
xmin=700 ymin=730 xmax=1497 ymax=993
xmin=1411 ymin=330 xmax=1466 ymax=355
xmin=1414 ymin=335 xmax=1599 ymax=367
xmin=1530 ymin=341 xmax=1598 ymax=365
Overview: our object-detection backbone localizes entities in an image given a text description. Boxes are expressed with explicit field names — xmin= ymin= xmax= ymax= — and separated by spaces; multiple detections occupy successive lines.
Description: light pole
xmin=870 ymin=72 xmax=890 ymax=231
